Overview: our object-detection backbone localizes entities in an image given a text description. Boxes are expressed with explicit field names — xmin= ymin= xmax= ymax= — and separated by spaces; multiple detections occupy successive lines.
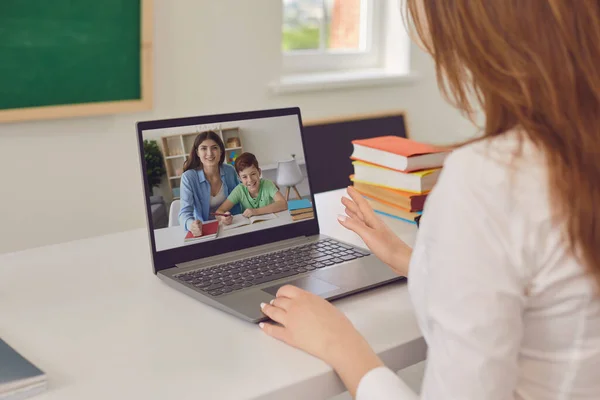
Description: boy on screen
xmin=215 ymin=152 xmax=288 ymax=225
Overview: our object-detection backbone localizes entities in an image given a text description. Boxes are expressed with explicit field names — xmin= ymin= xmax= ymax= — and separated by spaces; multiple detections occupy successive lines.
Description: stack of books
xmin=349 ymin=136 xmax=450 ymax=224
xmin=288 ymin=199 xmax=314 ymax=221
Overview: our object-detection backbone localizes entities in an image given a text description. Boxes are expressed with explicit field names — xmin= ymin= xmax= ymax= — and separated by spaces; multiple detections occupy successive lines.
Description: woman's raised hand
xmin=338 ymin=186 xmax=412 ymax=276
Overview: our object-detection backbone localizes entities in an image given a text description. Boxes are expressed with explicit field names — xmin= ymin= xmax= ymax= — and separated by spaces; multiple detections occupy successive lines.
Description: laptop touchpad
xmin=262 ymin=276 xmax=339 ymax=297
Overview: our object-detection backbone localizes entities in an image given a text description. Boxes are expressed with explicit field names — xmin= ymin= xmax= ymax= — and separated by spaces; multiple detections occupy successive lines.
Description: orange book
xmin=351 ymin=136 xmax=450 ymax=172
xmin=363 ymin=197 xmax=422 ymax=223
xmin=350 ymin=175 xmax=428 ymax=211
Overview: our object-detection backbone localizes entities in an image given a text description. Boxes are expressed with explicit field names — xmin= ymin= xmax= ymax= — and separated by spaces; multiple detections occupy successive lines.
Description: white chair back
xmin=276 ymin=158 xmax=303 ymax=187
xmin=168 ymin=199 xmax=181 ymax=227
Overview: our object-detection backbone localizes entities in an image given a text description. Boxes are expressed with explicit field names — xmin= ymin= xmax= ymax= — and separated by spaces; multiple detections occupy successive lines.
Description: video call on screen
xmin=142 ymin=115 xmax=315 ymax=252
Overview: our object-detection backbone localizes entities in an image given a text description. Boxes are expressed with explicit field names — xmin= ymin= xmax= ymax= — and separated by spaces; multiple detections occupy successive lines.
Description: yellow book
xmin=290 ymin=207 xmax=313 ymax=216
xmin=352 ymin=160 xmax=441 ymax=194
xmin=292 ymin=211 xmax=314 ymax=221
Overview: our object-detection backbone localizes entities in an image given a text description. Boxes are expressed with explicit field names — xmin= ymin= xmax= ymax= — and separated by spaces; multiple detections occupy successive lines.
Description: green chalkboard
xmin=0 ymin=0 xmax=151 ymax=122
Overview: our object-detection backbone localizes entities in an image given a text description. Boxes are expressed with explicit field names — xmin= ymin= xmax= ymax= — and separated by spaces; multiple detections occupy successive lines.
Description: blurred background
xmin=0 ymin=0 xmax=480 ymax=255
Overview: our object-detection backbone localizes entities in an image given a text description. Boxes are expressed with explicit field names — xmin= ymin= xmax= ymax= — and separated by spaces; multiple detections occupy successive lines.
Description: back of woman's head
xmin=405 ymin=0 xmax=600 ymax=289
xmin=183 ymin=131 xmax=226 ymax=172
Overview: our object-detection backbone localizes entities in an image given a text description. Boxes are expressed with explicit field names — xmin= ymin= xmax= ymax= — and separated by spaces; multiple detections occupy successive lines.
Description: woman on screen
xmin=178 ymin=131 xmax=240 ymax=236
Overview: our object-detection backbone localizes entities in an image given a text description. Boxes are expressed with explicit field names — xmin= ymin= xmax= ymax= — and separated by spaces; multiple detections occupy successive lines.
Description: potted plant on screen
xmin=144 ymin=139 xmax=166 ymax=196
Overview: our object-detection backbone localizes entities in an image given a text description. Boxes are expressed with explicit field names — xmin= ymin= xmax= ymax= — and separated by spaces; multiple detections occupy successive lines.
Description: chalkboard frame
xmin=0 ymin=0 xmax=153 ymax=123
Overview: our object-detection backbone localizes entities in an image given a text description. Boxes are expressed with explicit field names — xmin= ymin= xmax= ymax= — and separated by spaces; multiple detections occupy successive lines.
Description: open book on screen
xmin=221 ymin=213 xmax=277 ymax=231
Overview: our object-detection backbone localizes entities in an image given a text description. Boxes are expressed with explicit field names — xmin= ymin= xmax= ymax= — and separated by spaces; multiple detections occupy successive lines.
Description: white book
xmin=221 ymin=213 xmax=278 ymax=231
xmin=350 ymin=135 xmax=449 ymax=172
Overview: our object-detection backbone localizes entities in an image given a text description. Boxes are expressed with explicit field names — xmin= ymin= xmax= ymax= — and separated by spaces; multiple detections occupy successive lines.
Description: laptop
xmin=136 ymin=107 xmax=404 ymax=323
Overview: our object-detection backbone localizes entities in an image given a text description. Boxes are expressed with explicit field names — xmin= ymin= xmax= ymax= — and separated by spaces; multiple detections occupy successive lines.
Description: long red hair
xmin=405 ymin=0 xmax=600 ymax=289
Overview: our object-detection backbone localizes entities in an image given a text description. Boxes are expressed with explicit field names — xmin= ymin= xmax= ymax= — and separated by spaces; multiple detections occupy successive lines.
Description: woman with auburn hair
xmin=258 ymin=1 xmax=600 ymax=399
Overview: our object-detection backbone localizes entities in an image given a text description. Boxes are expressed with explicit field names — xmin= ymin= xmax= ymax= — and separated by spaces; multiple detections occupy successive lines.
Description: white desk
xmin=0 ymin=189 xmax=426 ymax=400
xmin=154 ymin=210 xmax=299 ymax=252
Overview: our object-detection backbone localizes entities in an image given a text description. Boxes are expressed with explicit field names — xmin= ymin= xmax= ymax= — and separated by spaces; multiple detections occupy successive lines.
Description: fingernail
xmin=337 ymin=214 xmax=347 ymax=222
xmin=260 ymin=302 xmax=266 ymax=309
xmin=270 ymin=299 xmax=275 ymax=305
xmin=259 ymin=322 xmax=264 ymax=329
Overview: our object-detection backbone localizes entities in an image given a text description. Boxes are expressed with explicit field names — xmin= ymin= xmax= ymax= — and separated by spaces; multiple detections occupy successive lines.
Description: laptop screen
xmin=138 ymin=109 xmax=317 ymax=262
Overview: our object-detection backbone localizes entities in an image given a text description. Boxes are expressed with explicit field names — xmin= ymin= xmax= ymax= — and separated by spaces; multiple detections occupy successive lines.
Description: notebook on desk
xmin=184 ymin=220 xmax=219 ymax=242
xmin=136 ymin=107 xmax=404 ymax=323
xmin=0 ymin=338 xmax=47 ymax=400
xmin=287 ymin=199 xmax=312 ymax=211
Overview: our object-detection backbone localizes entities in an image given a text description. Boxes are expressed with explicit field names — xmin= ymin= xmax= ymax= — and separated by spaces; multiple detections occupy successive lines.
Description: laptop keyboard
xmin=174 ymin=238 xmax=370 ymax=297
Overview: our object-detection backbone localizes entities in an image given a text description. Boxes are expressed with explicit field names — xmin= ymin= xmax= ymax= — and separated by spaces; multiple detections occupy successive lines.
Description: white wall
xmin=142 ymin=114 xmax=307 ymax=204
xmin=0 ymin=0 xmax=477 ymax=255
xmin=143 ymin=114 xmax=304 ymax=168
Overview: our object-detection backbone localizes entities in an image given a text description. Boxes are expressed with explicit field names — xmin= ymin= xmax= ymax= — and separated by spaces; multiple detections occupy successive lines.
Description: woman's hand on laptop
xmin=190 ymin=220 xmax=203 ymax=236
xmin=338 ymin=186 xmax=412 ymax=276
xmin=259 ymin=285 xmax=384 ymax=397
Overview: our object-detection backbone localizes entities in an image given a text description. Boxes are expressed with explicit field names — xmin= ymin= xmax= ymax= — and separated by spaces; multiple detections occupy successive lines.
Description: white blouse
xmin=356 ymin=133 xmax=600 ymax=399
xmin=209 ymin=183 xmax=226 ymax=216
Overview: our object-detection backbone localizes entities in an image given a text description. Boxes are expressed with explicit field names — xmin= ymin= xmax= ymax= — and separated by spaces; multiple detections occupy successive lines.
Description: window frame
xmin=282 ymin=0 xmax=383 ymax=74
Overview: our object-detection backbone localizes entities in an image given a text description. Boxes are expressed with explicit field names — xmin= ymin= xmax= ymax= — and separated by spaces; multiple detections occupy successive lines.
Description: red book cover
xmin=351 ymin=136 xmax=447 ymax=157
xmin=185 ymin=220 xmax=219 ymax=241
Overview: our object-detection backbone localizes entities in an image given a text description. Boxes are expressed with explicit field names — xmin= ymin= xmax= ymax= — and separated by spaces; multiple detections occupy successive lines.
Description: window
xmin=282 ymin=0 xmax=381 ymax=73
